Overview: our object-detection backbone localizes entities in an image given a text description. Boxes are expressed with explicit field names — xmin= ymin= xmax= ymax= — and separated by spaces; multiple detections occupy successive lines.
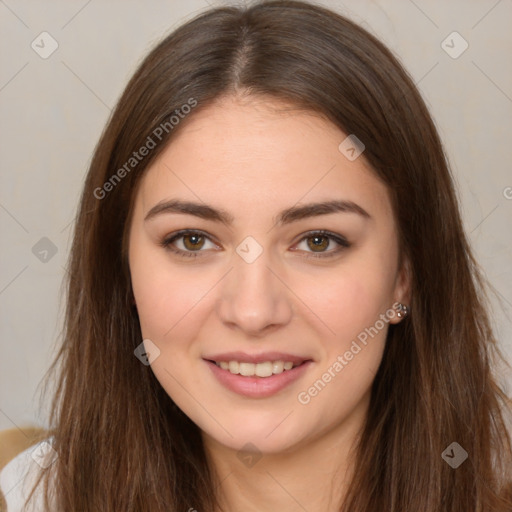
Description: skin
xmin=128 ymin=94 xmax=410 ymax=511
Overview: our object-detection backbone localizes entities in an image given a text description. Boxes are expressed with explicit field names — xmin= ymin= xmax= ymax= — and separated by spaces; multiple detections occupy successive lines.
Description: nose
xmin=216 ymin=249 xmax=293 ymax=337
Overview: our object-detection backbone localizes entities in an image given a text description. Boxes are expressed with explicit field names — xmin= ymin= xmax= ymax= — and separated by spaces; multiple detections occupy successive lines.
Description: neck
xmin=202 ymin=392 xmax=369 ymax=512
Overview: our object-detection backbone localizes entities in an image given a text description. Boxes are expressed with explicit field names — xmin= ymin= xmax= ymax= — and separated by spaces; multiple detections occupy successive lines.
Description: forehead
xmin=136 ymin=95 xmax=392 ymax=221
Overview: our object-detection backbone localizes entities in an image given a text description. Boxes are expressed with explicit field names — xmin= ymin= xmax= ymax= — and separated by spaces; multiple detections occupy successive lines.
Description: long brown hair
xmin=30 ymin=1 xmax=512 ymax=510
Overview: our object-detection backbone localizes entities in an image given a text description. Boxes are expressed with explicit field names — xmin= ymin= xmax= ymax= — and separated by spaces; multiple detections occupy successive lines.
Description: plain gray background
xmin=1 ymin=0 xmax=511 ymax=431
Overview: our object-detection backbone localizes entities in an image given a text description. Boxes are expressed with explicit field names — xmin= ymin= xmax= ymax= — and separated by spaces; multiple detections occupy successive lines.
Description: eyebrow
xmin=144 ymin=198 xmax=370 ymax=226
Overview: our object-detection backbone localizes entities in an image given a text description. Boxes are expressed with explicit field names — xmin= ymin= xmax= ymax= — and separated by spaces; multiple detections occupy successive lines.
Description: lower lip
xmin=205 ymin=360 xmax=313 ymax=398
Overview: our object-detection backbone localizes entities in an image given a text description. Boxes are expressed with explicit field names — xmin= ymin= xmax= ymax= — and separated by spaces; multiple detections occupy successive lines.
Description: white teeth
xmin=228 ymin=361 xmax=239 ymax=374
xmin=215 ymin=360 xmax=301 ymax=377
xmin=255 ymin=362 xmax=273 ymax=377
xmin=272 ymin=361 xmax=284 ymax=374
xmin=239 ymin=362 xmax=255 ymax=376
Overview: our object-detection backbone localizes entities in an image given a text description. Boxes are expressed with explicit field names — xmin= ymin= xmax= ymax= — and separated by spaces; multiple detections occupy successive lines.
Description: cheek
xmin=130 ymin=240 xmax=208 ymax=341
xmin=302 ymin=257 xmax=396 ymax=345
xmin=295 ymin=268 xmax=392 ymax=416
xmin=131 ymin=259 xmax=210 ymax=399
xmin=134 ymin=271 xmax=208 ymax=343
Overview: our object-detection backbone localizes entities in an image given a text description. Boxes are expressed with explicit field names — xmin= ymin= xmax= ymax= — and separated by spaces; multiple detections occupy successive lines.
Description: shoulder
xmin=0 ymin=438 xmax=56 ymax=512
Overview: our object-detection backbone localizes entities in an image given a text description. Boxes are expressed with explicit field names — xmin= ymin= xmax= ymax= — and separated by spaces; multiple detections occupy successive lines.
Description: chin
xmin=199 ymin=413 xmax=308 ymax=455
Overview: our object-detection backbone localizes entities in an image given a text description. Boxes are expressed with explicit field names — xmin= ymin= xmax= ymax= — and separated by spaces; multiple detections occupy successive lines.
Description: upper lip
xmin=204 ymin=351 xmax=312 ymax=365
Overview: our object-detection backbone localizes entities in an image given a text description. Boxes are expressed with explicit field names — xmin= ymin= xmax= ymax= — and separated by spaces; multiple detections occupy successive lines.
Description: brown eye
xmin=306 ymin=234 xmax=330 ymax=252
xmin=294 ymin=230 xmax=350 ymax=259
xmin=160 ymin=230 xmax=217 ymax=259
xmin=182 ymin=233 xmax=205 ymax=251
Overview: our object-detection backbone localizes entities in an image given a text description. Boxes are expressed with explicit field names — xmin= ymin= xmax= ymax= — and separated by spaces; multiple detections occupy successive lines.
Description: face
xmin=128 ymin=95 xmax=409 ymax=455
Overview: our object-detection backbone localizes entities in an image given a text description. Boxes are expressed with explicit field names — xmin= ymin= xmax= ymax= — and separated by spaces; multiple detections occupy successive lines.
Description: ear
xmin=389 ymin=255 xmax=412 ymax=325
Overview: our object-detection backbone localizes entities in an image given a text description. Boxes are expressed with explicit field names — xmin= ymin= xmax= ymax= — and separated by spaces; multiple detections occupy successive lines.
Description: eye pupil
xmin=308 ymin=235 xmax=329 ymax=251
xmin=183 ymin=233 xmax=204 ymax=250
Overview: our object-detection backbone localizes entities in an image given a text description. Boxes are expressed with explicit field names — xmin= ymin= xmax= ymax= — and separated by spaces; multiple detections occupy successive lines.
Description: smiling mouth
xmin=208 ymin=359 xmax=307 ymax=377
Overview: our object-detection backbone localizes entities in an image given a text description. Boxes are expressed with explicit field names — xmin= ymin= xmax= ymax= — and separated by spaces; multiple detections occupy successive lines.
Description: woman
xmin=1 ymin=0 xmax=511 ymax=510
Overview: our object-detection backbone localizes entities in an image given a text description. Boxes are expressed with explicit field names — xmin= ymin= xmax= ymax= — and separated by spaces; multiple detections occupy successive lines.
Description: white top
xmin=0 ymin=439 xmax=55 ymax=511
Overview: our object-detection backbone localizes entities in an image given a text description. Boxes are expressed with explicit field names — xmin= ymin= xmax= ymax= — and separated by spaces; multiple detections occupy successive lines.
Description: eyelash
xmin=159 ymin=229 xmax=351 ymax=260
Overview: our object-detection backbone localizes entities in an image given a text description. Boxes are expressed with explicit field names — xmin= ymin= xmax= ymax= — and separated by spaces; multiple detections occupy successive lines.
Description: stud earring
xmin=396 ymin=303 xmax=409 ymax=318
